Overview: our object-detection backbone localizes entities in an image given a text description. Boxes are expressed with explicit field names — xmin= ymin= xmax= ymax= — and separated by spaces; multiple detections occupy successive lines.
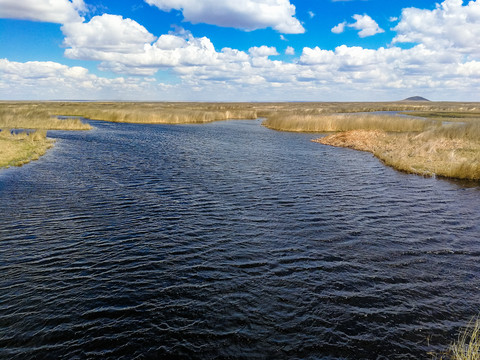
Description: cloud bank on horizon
xmin=0 ymin=0 xmax=480 ymax=101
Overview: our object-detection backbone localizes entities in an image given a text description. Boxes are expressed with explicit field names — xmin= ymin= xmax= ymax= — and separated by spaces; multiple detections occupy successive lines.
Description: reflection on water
xmin=0 ymin=119 xmax=479 ymax=359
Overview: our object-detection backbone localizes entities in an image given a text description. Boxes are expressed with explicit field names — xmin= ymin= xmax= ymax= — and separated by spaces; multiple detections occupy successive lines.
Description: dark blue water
xmin=1 ymin=119 xmax=479 ymax=359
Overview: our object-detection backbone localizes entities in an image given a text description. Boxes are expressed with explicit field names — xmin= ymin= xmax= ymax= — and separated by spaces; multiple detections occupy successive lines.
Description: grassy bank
xmin=1 ymin=102 xmax=258 ymax=125
xmin=0 ymin=130 xmax=54 ymax=168
xmin=2 ymin=101 xmax=480 ymax=179
xmin=262 ymin=112 xmax=437 ymax=132
xmin=313 ymin=122 xmax=480 ymax=180
xmin=0 ymin=103 xmax=91 ymax=168
xmin=256 ymin=101 xmax=480 ymax=181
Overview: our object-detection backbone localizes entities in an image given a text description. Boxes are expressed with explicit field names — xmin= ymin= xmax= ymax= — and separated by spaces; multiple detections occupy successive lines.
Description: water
xmin=0 ymin=119 xmax=479 ymax=359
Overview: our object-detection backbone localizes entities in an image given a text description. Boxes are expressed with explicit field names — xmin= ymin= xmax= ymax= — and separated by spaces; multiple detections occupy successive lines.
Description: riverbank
xmin=314 ymin=127 xmax=480 ymax=180
xmin=0 ymin=130 xmax=54 ymax=168
xmin=0 ymin=103 xmax=92 ymax=168
xmin=2 ymin=101 xmax=480 ymax=178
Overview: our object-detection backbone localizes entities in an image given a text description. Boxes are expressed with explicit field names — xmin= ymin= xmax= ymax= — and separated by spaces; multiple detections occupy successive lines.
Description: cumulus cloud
xmin=348 ymin=14 xmax=384 ymax=37
xmin=0 ymin=0 xmax=85 ymax=24
xmin=393 ymin=0 xmax=480 ymax=56
xmin=0 ymin=59 xmax=163 ymax=100
xmin=144 ymin=0 xmax=305 ymax=34
xmin=331 ymin=14 xmax=383 ymax=37
xmin=331 ymin=21 xmax=347 ymax=34
xmin=5 ymin=0 xmax=480 ymax=101
xmin=249 ymin=46 xmax=279 ymax=57
xmin=62 ymin=18 xmax=226 ymax=75
xmin=62 ymin=14 xmax=156 ymax=57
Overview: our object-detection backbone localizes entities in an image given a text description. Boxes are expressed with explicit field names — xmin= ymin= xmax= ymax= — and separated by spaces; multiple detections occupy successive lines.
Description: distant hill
xmin=401 ymin=96 xmax=431 ymax=102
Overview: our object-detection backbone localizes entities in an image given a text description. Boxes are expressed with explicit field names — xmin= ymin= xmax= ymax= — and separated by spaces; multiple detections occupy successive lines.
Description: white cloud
xmin=348 ymin=14 xmax=384 ymax=37
xmin=457 ymin=61 xmax=480 ymax=77
xmin=308 ymin=11 xmax=315 ymax=18
xmin=144 ymin=0 xmax=305 ymax=34
xmin=331 ymin=21 xmax=347 ymax=34
xmin=0 ymin=0 xmax=85 ymax=24
xmin=62 ymin=14 xmax=156 ymax=57
xmin=63 ymin=19 xmax=224 ymax=75
xmin=5 ymin=0 xmax=480 ymax=101
xmin=249 ymin=46 xmax=279 ymax=57
xmin=285 ymin=46 xmax=295 ymax=55
xmin=393 ymin=0 xmax=480 ymax=56
xmin=0 ymin=59 xmax=164 ymax=100
xmin=331 ymin=14 xmax=383 ymax=37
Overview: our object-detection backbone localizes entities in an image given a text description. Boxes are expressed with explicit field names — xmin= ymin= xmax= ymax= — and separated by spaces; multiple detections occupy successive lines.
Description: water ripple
xmin=0 ymin=119 xmax=479 ymax=359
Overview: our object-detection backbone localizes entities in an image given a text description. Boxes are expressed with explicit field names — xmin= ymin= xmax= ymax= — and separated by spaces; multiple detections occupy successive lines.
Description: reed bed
xmin=0 ymin=106 xmax=91 ymax=130
xmin=2 ymin=101 xmax=480 ymax=179
xmin=447 ymin=318 xmax=480 ymax=360
xmin=314 ymin=122 xmax=480 ymax=180
xmin=262 ymin=112 xmax=437 ymax=132
xmin=256 ymin=101 xmax=480 ymax=119
xmin=33 ymin=102 xmax=258 ymax=124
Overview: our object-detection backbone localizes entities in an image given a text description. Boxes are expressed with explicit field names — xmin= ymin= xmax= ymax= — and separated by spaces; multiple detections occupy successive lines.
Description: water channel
xmin=1 ymin=119 xmax=479 ymax=359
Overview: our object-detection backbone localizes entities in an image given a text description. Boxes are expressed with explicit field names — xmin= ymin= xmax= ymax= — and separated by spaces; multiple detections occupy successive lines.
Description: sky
xmin=0 ymin=0 xmax=480 ymax=101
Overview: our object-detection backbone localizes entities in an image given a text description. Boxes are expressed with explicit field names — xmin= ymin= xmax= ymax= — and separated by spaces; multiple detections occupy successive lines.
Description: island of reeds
xmin=1 ymin=100 xmax=479 ymax=180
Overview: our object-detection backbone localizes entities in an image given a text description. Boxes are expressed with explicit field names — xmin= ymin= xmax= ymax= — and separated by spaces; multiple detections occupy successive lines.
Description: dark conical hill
xmin=402 ymin=96 xmax=431 ymax=102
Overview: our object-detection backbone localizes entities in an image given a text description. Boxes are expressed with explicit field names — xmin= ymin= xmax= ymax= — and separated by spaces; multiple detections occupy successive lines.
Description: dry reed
xmin=432 ymin=318 xmax=480 ymax=360
xmin=447 ymin=318 xmax=480 ymax=360
xmin=262 ymin=112 xmax=437 ymax=132
xmin=2 ymin=101 xmax=480 ymax=178
xmin=314 ymin=127 xmax=480 ymax=180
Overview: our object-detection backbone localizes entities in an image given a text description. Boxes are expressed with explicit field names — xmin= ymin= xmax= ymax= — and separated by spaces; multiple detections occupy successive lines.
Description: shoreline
xmin=1 ymin=101 xmax=479 ymax=180
xmin=0 ymin=131 xmax=55 ymax=169
xmin=314 ymin=130 xmax=480 ymax=181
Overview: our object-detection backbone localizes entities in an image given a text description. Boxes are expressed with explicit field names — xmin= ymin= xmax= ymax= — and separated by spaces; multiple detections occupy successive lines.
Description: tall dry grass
xmin=447 ymin=318 xmax=480 ymax=360
xmin=34 ymin=102 xmax=258 ymax=124
xmin=262 ymin=112 xmax=437 ymax=132
xmin=433 ymin=318 xmax=480 ymax=360
xmin=0 ymin=105 xmax=91 ymax=130
xmin=314 ymin=125 xmax=480 ymax=180
xmin=2 ymin=101 xmax=480 ymax=178
xmin=0 ymin=129 xmax=53 ymax=168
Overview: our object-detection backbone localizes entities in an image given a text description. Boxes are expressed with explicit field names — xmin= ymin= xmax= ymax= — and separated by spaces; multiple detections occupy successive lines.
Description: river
xmin=0 ymin=119 xmax=479 ymax=359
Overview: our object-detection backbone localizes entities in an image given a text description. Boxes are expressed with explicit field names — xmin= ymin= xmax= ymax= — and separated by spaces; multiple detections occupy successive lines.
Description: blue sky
xmin=1 ymin=0 xmax=479 ymax=101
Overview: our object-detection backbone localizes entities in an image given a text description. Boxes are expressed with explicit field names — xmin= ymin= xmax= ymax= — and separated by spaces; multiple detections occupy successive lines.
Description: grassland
xmin=1 ymin=101 xmax=480 ymax=180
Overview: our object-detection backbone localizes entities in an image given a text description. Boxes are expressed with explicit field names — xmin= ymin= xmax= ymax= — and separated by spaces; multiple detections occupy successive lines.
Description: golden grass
xmin=257 ymin=101 xmax=480 ymax=181
xmin=1 ymin=101 xmax=480 ymax=179
xmin=433 ymin=318 xmax=480 ymax=360
xmin=0 ymin=130 xmax=54 ymax=168
xmin=17 ymin=102 xmax=258 ymax=124
xmin=0 ymin=105 xmax=92 ymax=130
xmin=262 ymin=112 xmax=437 ymax=132
xmin=314 ymin=123 xmax=480 ymax=180
xmin=0 ymin=103 xmax=91 ymax=168
xmin=448 ymin=318 xmax=480 ymax=360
